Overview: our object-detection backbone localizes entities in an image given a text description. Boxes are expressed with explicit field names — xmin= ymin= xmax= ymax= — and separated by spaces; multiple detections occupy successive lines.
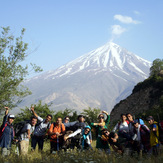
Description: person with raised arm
xmin=0 ymin=107 xmax=15 ymax=156
xmin=91 ymin=110 xmax=110 ymax=153
xmin=30 ymin=106 xmax=52 ymax=151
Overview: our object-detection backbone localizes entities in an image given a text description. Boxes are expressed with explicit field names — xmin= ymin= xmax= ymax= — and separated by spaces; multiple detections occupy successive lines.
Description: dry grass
xmin=0 ymin=141 xmax=163 ymax=163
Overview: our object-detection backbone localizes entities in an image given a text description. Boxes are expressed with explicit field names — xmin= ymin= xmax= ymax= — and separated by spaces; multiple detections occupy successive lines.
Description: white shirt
xmin=112 ymin=121 xmax=129 ymax=133
xmin=20 ymin=123 xmax=35 ymax=141
xmin=33 ymin=116 xmax=50 ymax=136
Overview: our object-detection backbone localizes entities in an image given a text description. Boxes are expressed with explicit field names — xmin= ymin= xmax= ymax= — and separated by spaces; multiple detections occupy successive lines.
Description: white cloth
xmin=112 ymin=121 xmax=129 ymax=133
xmin=68 ymin=129 xmax=91 ymax=145
xmin=68 ymin=129 xmax=81 ymax=138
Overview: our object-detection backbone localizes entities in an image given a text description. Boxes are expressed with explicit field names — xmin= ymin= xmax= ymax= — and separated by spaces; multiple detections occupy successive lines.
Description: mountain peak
xmin=45 ymin=42 xmax=151 ymax=79
xmin=18 ymin=42 xmax=152 ymax=114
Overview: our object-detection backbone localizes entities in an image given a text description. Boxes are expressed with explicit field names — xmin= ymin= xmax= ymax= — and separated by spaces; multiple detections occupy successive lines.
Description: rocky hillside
xmin=110 ymin=74 xmax=163 ymax=124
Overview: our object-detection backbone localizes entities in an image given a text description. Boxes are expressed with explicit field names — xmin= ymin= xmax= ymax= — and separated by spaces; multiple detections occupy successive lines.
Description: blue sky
xmin=0 ymin=0 xmax=163 ymax=76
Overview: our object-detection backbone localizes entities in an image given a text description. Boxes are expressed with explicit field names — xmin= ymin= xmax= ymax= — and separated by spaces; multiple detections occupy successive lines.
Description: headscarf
xmin=82 ymin=125 xmax=91 ymax=148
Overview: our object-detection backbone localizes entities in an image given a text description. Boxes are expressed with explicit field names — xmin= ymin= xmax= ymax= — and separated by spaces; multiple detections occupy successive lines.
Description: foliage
xmin=132 ymin=74 xmax=163 ymax=94
xmin=136 ymin=95 xmax=163 ymax=122
xmin=81 ymin=107 xmax=101 ymax=125
xmin=14 ymin=101 xmax=54 ymax=123
xmin=53 ymin=108 xmax=77 ymax=121
xmin=150 ymin=58 xmax=163 ymax=76
xmin=0 ymin=27 xmax=42 ymax=110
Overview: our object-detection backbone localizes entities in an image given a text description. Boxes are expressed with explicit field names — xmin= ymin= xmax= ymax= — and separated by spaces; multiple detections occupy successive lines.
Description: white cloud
xmin=114 ymin=14 xmax=141 ymax=24
xmin=111 ymin=25 xmax=126 ymax=36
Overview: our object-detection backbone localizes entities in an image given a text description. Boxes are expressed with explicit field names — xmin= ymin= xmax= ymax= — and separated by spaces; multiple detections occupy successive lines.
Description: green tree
xmin=0 ymin=27 xmax=42 ymax=110
xmin=53 ymin=108 xmax=74 ymax=121
xmin=150 ymin=58 xmax=163 ymax=76
xmin=14 ymin=100 xmax=54 ymax=123
xmin=81 ymin=107 xmax=101 ymax=125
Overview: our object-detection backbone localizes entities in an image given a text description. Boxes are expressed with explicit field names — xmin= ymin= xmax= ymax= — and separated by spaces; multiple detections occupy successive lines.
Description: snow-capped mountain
xmin=15 ymin=42 xmax=151 ymax=114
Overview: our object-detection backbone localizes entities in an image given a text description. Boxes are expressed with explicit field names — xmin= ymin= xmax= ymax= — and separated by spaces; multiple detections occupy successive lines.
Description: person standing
xmin=131 ymin=120 xmax=150 ymax=155
xmin=30 ymin=107 xmax=52 ymax=151
xmin=48 ymin=117 xmax=65 ymax=153
xmin=0 ymin=107 xmax=15 ymax=156
xmin=18 ymin=116 xmax=37 ymax=155
xmin=112 ymin=114 xmax=130 ymax=140
xmin=147 ymin=116 xmax=160 ymax=156
xmin=91 ymin=111 xmax=110 ymax=153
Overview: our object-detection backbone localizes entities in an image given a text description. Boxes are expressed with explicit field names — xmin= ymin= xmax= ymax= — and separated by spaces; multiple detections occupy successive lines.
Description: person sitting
xmin=101 ymin=129 xmax=110 ymax=147
xmin=0 ymin=107 xmax=15 ymax=156
xmin=91 ymin=111 xmax=110 ymax=153
xmin=64 ymin=126 xmax=92 ymax=150
xmin=48 ymin=117 xmax=65 ymax=153
xmin=63 ymin=115 xmax=92 ymax=149
xmin=108 ymin=132 xmax=125 ymax=154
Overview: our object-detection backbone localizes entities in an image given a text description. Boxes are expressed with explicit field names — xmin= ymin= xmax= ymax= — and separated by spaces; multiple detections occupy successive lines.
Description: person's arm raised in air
xmin=30 ymin=106 xmax=38 ymax=118
xmin=102 ymin=110 xmax=110 ymax=126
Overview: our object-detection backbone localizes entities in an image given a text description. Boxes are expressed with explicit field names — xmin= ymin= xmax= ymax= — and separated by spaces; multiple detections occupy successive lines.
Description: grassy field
xmin=0 ymin=140 xmax=163 ymax=163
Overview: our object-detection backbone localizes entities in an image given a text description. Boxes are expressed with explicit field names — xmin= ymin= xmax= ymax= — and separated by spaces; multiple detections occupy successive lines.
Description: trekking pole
xmin=57 ymin=135 xmax=59 ymax=151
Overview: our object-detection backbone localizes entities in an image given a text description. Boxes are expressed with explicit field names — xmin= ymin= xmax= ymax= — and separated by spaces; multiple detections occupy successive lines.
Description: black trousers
xmin=50 ymin=139 xmax=63 ymax=153
xmin=31 ymin=135 xmax=44 ymax=151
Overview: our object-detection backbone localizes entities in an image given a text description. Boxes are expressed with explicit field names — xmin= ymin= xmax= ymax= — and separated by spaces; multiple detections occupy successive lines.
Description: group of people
xmin=0 ymin=106 xmax=161 ymax=157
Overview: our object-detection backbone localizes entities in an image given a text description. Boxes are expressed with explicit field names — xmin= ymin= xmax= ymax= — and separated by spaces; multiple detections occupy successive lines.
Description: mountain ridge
xmin=13 ymin=42 xmax=151 ymax=114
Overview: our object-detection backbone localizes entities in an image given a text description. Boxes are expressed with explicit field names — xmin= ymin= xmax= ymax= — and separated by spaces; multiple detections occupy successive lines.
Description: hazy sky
xmin=1 ymin=0 xmax=163 ymax=76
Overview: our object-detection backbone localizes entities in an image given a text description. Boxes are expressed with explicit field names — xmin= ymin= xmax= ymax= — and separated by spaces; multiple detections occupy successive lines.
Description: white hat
xmin=8 ymin=114 xmax=15 ymax=119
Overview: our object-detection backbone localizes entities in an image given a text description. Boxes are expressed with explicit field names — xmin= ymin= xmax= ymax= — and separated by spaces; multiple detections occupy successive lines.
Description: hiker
xmin=48 ymin=117 xmax=65 ymax=153
xmin=108 ymin=132 xmax=125 ymax=154
xmin=101 ymin=129 xmax=110 ymax=148
xmin=131 ymin=119 xmax=150 ymax=155
xmin=18 ymin=116 xmax=37 ymax=155
xmin=112 ymin=114 xmax=130 ymax=140
xmin=63 ymin=115 xmax=92 ymax=150
xmin=63 ymin=116 xmax=70 ymax=124
xmin=91 ymin=111 xmax=110 ymax=153
xmin=0 ymin=107 xmax=15 ymax=156
xmin=30 ymin=106 xmax=52 ymax=151
xmin=126 ymin=113 xmax=135 ymax=137
xmin=64 ymin=125 xmax=92 ymax=150
xmin=147 ymin=116 xmax=160 ymax=156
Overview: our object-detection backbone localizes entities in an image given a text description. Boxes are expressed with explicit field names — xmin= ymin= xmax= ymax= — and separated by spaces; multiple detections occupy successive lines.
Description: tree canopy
xmin=0 ymin=27 xmax=42 ymax=110
xmin=150 ymin=58 xmax=163 ymax=76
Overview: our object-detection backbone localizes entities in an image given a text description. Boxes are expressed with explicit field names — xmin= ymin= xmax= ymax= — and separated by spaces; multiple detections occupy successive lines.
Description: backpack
xmin=137 ymin=118 xmax=144 ymax=125
xmin=152 ymin=121 xmax=163 ymax=145
xmin=14 ymin=120 xmax=30 ymax=137
xmin=157 ymin=121 xmax=163 ymax=145
xmin=0 ymin=123 xmax=8 ymax=138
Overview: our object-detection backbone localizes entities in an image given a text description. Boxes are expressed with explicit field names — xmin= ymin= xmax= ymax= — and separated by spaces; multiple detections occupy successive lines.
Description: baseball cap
xmin=146 ymin=116 xmax=154 ymax=121
xmin=8 ymin=114 xmax=15 ymax=119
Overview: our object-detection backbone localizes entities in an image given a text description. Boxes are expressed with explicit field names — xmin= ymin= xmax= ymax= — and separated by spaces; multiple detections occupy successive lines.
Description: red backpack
xmin=0 ymin=123 xmax=8 ymax=138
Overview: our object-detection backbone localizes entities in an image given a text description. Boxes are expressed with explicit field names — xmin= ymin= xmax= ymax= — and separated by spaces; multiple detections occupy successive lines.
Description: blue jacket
xmin=0 ymin=114 xmax=14 ymax=148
